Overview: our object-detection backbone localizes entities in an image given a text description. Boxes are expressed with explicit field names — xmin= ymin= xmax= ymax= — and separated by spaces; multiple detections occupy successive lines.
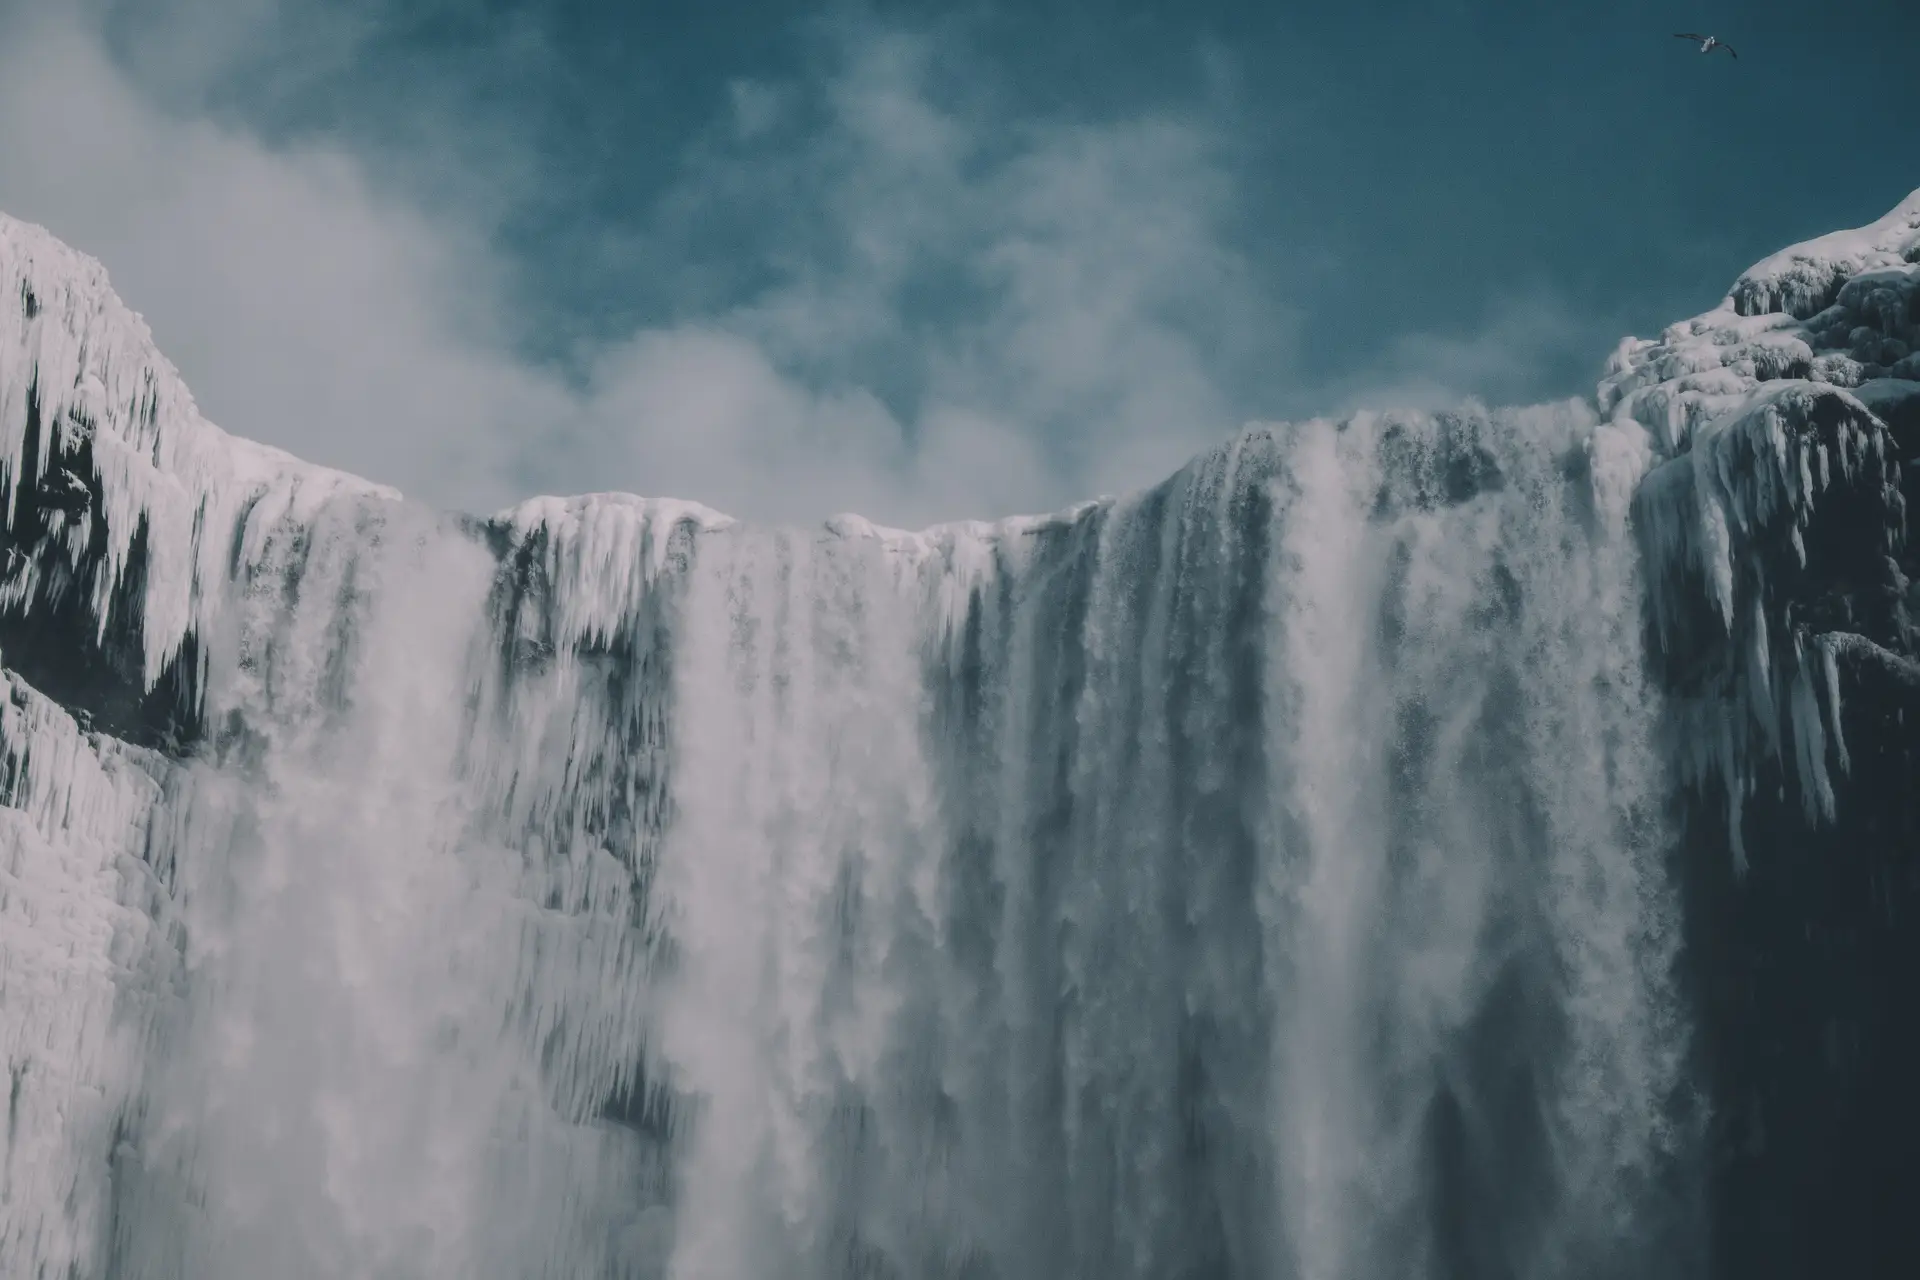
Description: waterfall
xmin=645 ymin=404 xmax=1692 ymax=1280
xmin=3 ymin=394 xmax=1694 ymax=1278
xmin=22 ymin=191 xmax=1920 ymax=1279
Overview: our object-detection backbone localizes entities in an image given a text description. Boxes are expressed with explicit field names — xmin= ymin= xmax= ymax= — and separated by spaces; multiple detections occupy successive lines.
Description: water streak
xmin=6 ymin=404 xmax=1691 ymax=1279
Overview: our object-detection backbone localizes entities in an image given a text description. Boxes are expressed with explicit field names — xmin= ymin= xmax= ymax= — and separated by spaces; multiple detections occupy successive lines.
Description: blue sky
xmin=1 ymin=0 xmax=1915 ymax=525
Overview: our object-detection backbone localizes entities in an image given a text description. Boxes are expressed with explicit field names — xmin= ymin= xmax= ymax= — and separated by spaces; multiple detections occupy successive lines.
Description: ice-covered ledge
xmin=1599 ymin=188 xmax=1920 ymax=458
xmin=5 ymin=188 xmax=1918 ymax=789
xmin=0 ymin=214 xmax=399 ymax=689
xmin=1606 ymin=189 xmax=1920 ymax=870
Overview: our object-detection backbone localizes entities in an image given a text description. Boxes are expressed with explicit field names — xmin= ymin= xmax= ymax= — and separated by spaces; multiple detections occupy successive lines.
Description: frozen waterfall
xmin=3 ymin=413 xmax=1694 ymax=1278
xmin=6 ymin=189 xmax=1919 ymax=1279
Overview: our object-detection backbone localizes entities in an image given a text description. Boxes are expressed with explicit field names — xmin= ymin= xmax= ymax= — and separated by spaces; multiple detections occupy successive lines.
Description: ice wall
xmin=1602 ymin=192 xmax=1918 ymax=874
xmin=1601 ymin=189 xmax=1920 ymax=1279
xmin=2 ymin=188 xmax=1917 ymax=1279
xmin=0 ymin=671 xmax=172 ymax=1279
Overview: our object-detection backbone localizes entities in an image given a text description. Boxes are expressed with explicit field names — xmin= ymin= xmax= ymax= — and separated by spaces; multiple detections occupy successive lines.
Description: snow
xmin=1853 ymin=375 xmax=1920 ymax=425
xmin=494 ymin=492 xmax=733 ymax=653
xmin=1600 ymin=194 xmax=1920 ymax=457
xmin=0 ymin=671 xmax=173 ymax=1278
xmin=0 ymin=213 xmax=398 ymax=691
xmin=1730 ymin=189 xmax=1920 ymax=319
xmin=2 ymin=184 xmax=1917 ymax=1274
xmin=810 ymin=501 xmax=1107 ymax=661
xmin=1606 ymin=187 xmax=1920 ymax=868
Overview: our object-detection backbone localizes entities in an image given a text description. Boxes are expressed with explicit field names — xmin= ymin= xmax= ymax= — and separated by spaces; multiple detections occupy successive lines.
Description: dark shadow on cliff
xmin=1648 ymin=388 xmax=1920 ymax=1280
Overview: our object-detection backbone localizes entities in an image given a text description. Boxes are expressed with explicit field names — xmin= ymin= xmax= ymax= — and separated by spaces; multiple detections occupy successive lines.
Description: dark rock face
xmin=1681 ymin=644 xmax=1920 ymax=1280
xmin=0 ymin=377 xmax=205 ymax=755
xmin=5 ymin=188 xmax=1920 ymax=1278
xmin=1619 ymin=194 xmax=1920 ymax=1280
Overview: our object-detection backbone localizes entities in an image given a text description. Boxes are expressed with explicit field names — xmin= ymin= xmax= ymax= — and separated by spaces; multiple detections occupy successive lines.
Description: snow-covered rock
xmin=1597 ymin=191 xmax=1920 ymax=1280
xmin=0 ymin=188 xmax=1917 ymax=1280
xmin=1597 ymin=194 xmax=1918 ymax=872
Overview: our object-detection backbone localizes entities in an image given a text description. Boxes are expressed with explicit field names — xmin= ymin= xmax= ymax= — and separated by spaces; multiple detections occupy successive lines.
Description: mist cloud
xmin=0 ymin=1 xmax=1610 ymax=528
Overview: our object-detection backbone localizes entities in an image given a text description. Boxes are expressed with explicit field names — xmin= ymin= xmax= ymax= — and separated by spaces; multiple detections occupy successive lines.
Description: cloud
xmin=0 ymin=3 xmax=1290 ymax=527
xmin=645 ymin=29 xmax=1285 ymax=510
xmin=1314 ymin=290 xmax=1610 ymax=417
xmin=0 ymin=2 xmax=552 ymax=512
xmin=725 ymin=81 xmax=785 ymax=143
xmin=581 ymin=22 xmax=1284 ymax=523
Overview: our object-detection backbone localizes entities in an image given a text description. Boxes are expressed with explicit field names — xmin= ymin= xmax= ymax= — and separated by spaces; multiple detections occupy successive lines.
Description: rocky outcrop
xmin=1607 ymin=189 xmax=1920 ymax=1280
xmin=2 ymin=186 xmax=1919 ymax=1278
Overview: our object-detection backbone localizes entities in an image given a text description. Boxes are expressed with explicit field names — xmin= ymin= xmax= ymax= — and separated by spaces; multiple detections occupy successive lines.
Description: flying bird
xmin=1674 ymin=32 xmax=1736 ymax=58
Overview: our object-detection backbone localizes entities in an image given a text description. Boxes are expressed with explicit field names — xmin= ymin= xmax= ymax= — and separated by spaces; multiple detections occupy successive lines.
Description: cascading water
xmin=5 ymin=192 xmax=1919 ymax=1279
xmin=647 ymin=404 xmax=1693 ymax=1280
xmin=21 ymin=404 xmax=1692 ymax=1277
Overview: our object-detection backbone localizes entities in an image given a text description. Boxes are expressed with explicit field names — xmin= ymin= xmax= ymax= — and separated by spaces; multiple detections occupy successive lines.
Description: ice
xmin=1729 ymin=190 xmax=1920 ymax=319
xmin=0 ymin=213 xmax=398 ymax=690
xmin=0 ymin=672 xmax=172 ymax=1278
xmin=3 ymin=398 xmax=1694 ymax=1277
xmin=494 ymin=493 xmax=733 ymax=653
xmin=1852 ymin=376 xmax=1920 ymax=427
xmin=1602 ymin=191 xmax=1918 ymax=869
xmin=1599 ymin=193 xmax=1920 ymax=458
xmin=7 ymin=189 xmax=1920 ymax=1277
xmin=1630 ymin=385 xmax=1892 ymax=867
xmin=643 ymin=402 xmax=1691 ymax=1277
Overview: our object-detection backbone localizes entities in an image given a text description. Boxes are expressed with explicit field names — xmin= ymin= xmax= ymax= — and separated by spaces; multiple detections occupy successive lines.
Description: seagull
xmin=1674 ymin=32 xmax=1736 ymax=58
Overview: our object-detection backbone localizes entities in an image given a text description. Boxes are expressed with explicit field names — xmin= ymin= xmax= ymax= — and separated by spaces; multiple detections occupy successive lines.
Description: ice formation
xmin=1602 ymin=191 xmax=1918 ymax=871
xmin=0 ymin=186 xmax=1916 ymax=1278
xmin=0 ymin=218 xmax=398 ymax=697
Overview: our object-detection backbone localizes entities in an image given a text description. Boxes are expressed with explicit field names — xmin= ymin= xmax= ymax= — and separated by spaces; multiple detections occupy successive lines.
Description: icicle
xmin=495 ymin=493 xmax=732 ymax=652
xmin=1731 ymin=189 xmax=1920 ymax=317
xmin=3 ymin=181 xmax=1914 ymax=1280
xmin=1 ymin=214 xmax=399 ymax=693
xmin=0 ymin=672 xmax=171 ymax=1279
xmin=1630 ymin=376 xmax=1897 ymax=857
